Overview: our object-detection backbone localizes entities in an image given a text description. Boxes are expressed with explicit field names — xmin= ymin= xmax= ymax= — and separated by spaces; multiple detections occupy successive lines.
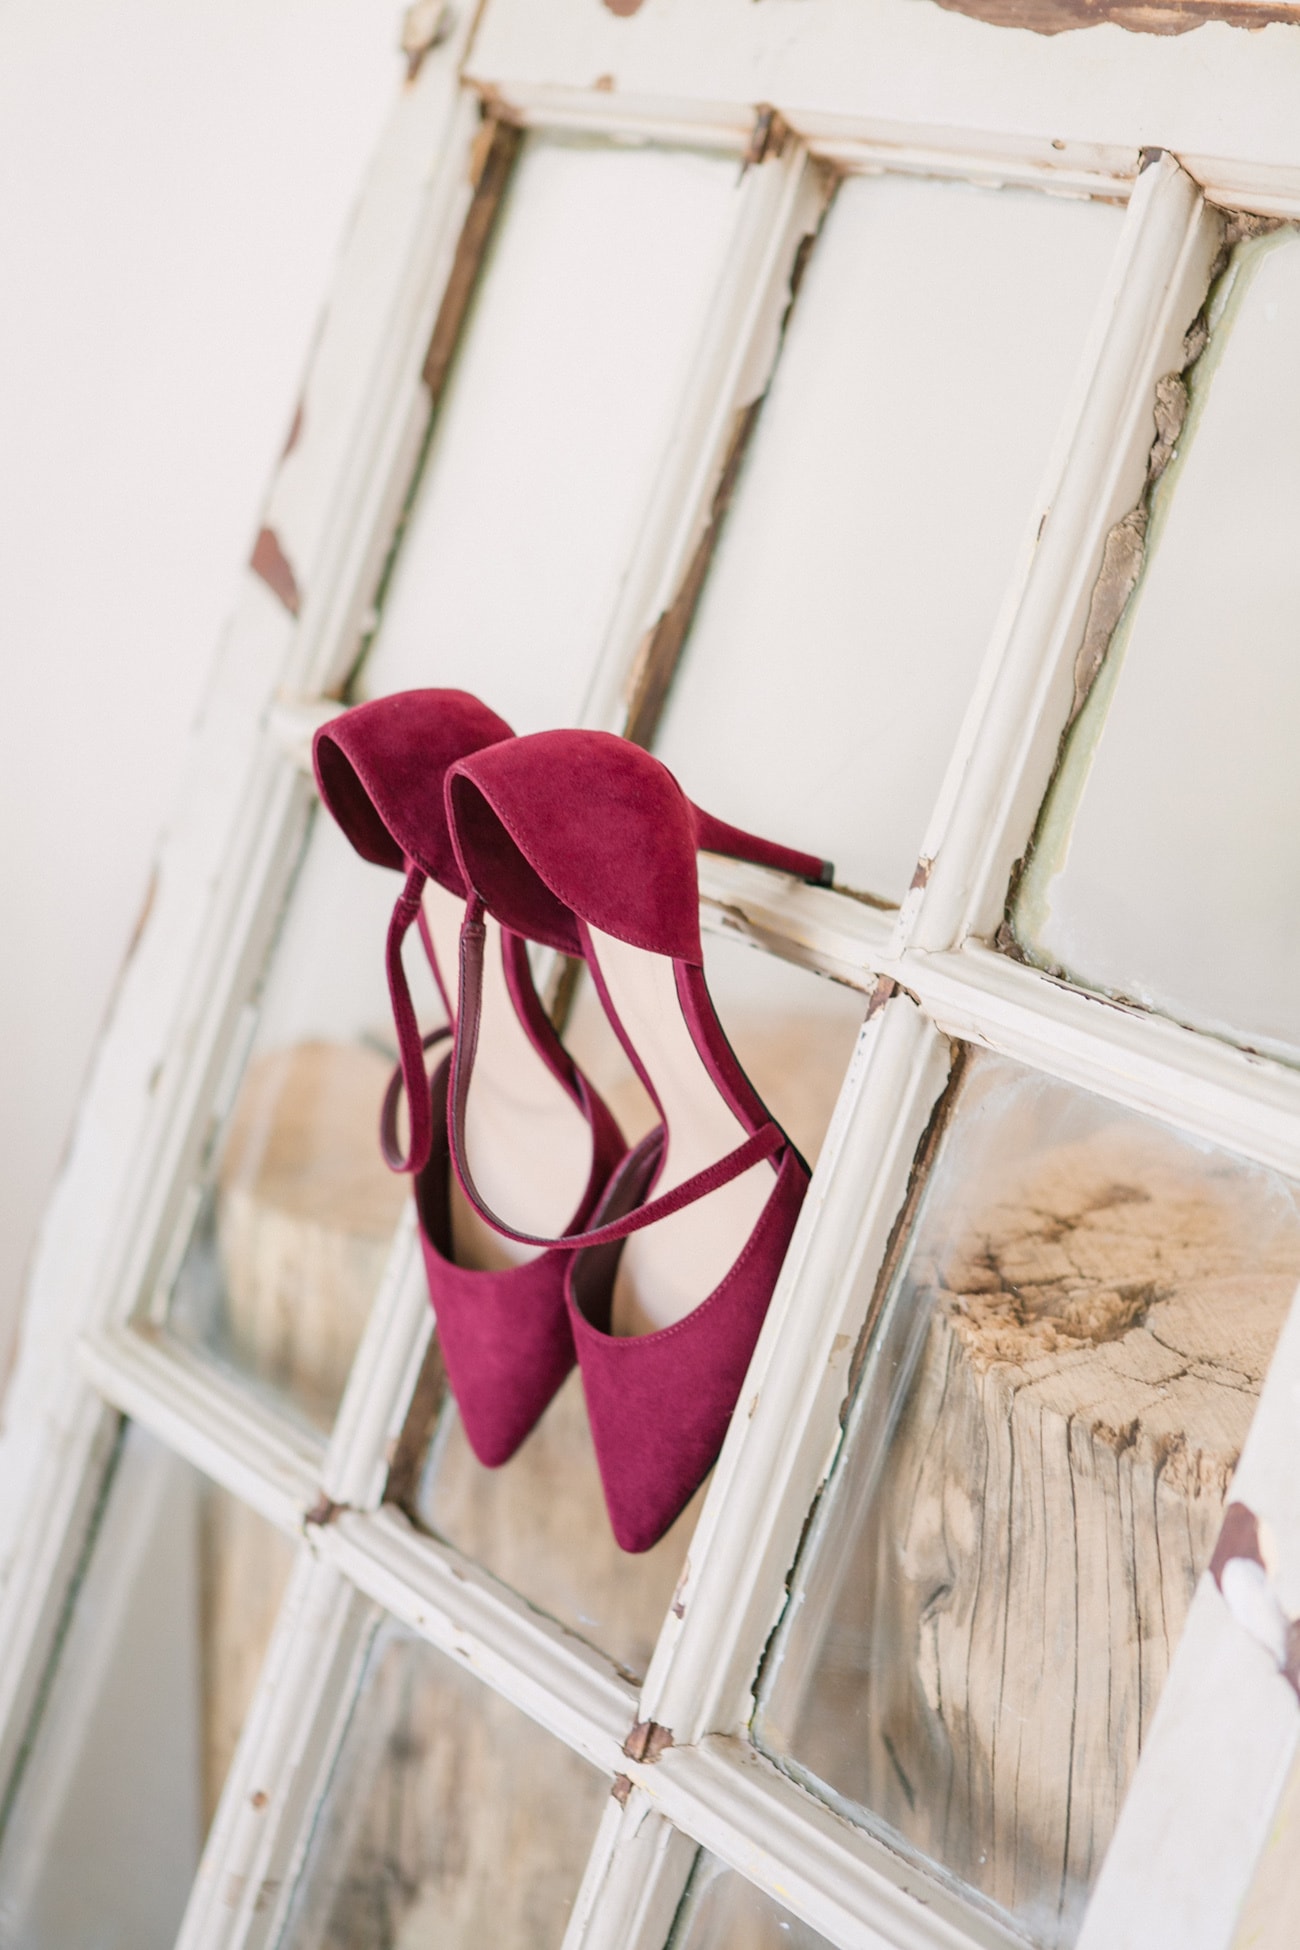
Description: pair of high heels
xmin=313 ymin=691 xmax=830 ymax=1551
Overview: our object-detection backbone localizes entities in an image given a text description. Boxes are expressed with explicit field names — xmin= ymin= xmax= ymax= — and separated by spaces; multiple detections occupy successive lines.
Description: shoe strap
xmin=385 ymin=864 xmax=450 ymax=1174
xmin=380 ymin=1025 xmax=452 ymax=1171
xmin=450 ymin=896 xmax=784 ymax=1250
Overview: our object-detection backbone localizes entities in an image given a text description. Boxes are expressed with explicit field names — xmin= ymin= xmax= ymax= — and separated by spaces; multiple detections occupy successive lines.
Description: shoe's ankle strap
xmin=450 ymin=896 xmax=784 ymax=1250
xmin=385 ymin=865 xmax=452 ymax=1173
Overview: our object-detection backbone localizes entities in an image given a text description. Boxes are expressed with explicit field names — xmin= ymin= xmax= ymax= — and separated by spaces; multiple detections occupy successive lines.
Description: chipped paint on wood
xmin=382 ymin=1329 xmax=448 ymax=1519
xmin=1012 ymin=214 xmax=1292 ymax=962
xmin=865 ymin=974 xmax=897 ymax=1021
xmin=401 ymin=0 xmax=455 ymax=81
xmin=250 ymin=526 xmax=302 ymax=616
xmin=344 ymin=114 xmax=521 ymax=672
xmin=743 ymin=104 xmax=791 ymax=173
xmin=614 ymin=162 xmax=831 ymax=753
xmin=1211 ymin=1501 xmax=1300 ymax=1699
xmin=623 ymin=398 xmax=762 ymax=749
xmin=623 ymin=1718 xmax=674 ymax=1763
xmin=930 ymin=0 xmax=1299 ymax=32
xmin=1064 ymin=308 xmax=1204 ymax=721
xmin=1069 ymin=505 xmax=1148 ymax=719
xmin=602 ymin=0 xmax=645 ymax=15
xmin=281 ymin=401 xmax=304 ymax=459
xmin=422 ymin=119 xmax=522 ymax=400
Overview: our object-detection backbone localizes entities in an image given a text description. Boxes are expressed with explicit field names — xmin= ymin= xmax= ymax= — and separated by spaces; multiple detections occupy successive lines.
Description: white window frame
xmin=3 ymin=6 xmax=1300 ymax=1947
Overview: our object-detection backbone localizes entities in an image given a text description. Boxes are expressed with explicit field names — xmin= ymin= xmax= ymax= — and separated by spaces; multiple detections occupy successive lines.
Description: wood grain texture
xmin=198 ymin=1490 xmax=296 ymax=1827
xmin=423 ymin=1367 xmax=702 ymax=1681
xmin=777 ymin=1099 xmax=1300 ymax=1946
xmin=217 ymin=1040 xmax=407 ymax=1427
xmin=928 ymin=0 xmax=1299 ymax=35
xmin=280 ymin=1628 xmax=608 ymax=1949
xmin=201 ymin=1040 xmax=398 ymax=1821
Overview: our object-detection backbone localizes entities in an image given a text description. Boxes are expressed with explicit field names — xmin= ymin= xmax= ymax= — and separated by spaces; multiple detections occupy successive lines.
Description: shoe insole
xmin=421 ymin=883 xmax=593 ymax=1273
xmin=584 ymin=925 xmax=774 ymax=1339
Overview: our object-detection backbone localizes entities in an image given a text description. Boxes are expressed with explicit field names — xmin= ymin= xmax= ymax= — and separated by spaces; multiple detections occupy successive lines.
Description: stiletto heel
xmin=445 ymin=730 xmax=830 ymax=1549
xmin=313 ymin=690 xmax=625 ymax=1465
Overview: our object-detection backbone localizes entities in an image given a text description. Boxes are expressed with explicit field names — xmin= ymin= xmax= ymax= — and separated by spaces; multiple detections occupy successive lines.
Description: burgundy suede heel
xmin=445 ymin=730 xmax=831 ymax=1550
xmin=312 ymin=691 xmax=625 ymax=1467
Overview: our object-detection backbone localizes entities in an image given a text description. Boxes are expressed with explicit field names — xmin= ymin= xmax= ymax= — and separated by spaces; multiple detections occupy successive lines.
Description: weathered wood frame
xmin=2 ymin=4 xmax=1299 ymax=1946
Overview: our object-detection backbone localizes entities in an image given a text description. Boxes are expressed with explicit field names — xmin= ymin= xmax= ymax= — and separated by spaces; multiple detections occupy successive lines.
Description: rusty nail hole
xmin=250 ymin=1789 xmax=269 ymax=1810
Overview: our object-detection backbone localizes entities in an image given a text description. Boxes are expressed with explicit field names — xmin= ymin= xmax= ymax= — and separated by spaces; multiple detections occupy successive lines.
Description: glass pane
xmin=669 ymin=1854 xmax=835 ymax=1949
xmin=0 ymin=1425 xmax=294 ymax=1948
xmin=1013 ymin=226 xmax=1300 ymax=1062
xmin=655 ymin=174 xmax=1122 ymax=903
xmin=362 ymin=134 xmax=740 ymax=733
xmin=417 ymin=942 xmax=863 ymax=1676
xmin=418 ymin=1371 xmax=697 ymax=1681
xmin=280 ymin=1622 xmax=607 ymax=1949
xmin=548 ymin=929 xmax=865 ymax=1171
xmin=757 ymin=1052 xmax=1300 ymax=1948
xmin=700 ymin=931 xmax=867 ymax=1175
xmin=168 ymin=812 xmax=422 ymax=1429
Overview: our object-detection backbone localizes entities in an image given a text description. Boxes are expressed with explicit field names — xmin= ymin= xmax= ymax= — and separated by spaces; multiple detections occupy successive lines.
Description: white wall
xmin=0 ymin=0 xmax=402 ymax=1378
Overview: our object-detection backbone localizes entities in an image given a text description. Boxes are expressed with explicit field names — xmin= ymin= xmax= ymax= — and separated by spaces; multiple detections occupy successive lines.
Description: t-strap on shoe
xmin=446 ymin=730 xmax=831 ymax=1550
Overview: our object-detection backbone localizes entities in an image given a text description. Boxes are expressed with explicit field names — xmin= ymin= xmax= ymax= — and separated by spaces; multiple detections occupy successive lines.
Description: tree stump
xmin=216 ymin=1040 xmax=407 ymax=1426
xmin=281 ymin=1630 xmax=608 ymax=1950
xmin=424 ymin=1365 xmax=703 ymax=1680
xmin=210 ymin=1036 xmax=617 ymax=1935
xmin=791 ymin=1107 xmax=1300 ymax=1945
xmin=202 ymin=1039 xmax=403 ymax=1819
xmin=198 ymin=1491 xmax=295 ymax=1825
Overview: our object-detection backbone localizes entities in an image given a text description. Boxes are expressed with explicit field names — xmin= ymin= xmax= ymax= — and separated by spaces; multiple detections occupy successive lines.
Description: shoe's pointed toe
xmin=314 ymin=691 xmax=627 ymax=1468
xmin=420 ymin=1242 xmax=576 ymax=1468
xmin=568 ymin=1150 xmax=808 ymax=1553
xmin=415 ymin=1053 xmax=623 ymax=1467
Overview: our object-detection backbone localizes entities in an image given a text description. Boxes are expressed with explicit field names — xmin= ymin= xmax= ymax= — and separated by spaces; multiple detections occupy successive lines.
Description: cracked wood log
xmin=836 ymin=1115 xmax=1300 ymax=1938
